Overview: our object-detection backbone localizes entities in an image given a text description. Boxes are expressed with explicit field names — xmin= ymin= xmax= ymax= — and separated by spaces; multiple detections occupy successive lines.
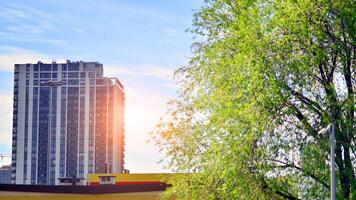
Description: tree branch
xmin=275 ymin=191 xmax=301 ymax=200
xmin=288 ymin=102 xmax=319 ymax=138
xmin=270 ymin=159 xmax=329 ymax=189
xmin=284 ymin=84 xmax=324 ymax=117
xmin=261 ymin=177 xmax=301 ymax=200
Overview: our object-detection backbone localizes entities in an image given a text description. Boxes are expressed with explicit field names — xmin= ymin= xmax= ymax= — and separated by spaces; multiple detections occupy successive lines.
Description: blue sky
xmin=0 ymin=0 xmax=202 ymax=172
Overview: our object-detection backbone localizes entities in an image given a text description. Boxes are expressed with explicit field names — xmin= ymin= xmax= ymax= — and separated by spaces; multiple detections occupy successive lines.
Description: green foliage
xmin=152 ymin=0 xmax=355 ymax=199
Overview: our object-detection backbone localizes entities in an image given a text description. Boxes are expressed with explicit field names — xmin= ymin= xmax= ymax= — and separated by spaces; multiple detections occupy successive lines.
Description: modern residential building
xmin=11 ymin=61 xmax=125 ymax=185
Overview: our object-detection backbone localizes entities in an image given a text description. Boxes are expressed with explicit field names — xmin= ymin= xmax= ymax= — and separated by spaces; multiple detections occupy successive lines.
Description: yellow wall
xmin=87 ymin=173 xmax=173 ymax=183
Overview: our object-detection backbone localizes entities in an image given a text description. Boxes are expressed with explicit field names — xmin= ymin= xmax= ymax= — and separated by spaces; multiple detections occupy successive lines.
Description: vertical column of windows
xmin=31 ymin=64 xmax=39 ymax=184
xmin=59 ymin=87 xmax=66 ymax=177
xmin=78 ymin=87 xmax=85 ymax=177
xmin=107 ymin=86 xmax=113 ymax=173
xmin=118 ymin=87 xmax=125 ymax=172
xmin=31 ymin=87 xmax=38 ymax=184
xmin=49 ymin=88 xmax=57 ymax=185
xmin=11 ymin=65 xmax=19 ymax=183
xmin=23 ymin=87 xmax=29 ymax=182
xmin=37 ymin=87 xmax=50 ymax=184
xmin=95 ymin=86 xmax=107 ymax=173
xmin=23 ymin=64 xmax=30 ymax=181
xmin=66 ymin=87 xmax=79 ymax=177
xmin=88 ymin=87 xmax=95 ymax=173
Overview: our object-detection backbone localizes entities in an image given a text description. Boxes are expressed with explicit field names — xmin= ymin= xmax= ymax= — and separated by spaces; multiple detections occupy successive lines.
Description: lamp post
xmin=318 ymin=123 xmax=335 ymax=200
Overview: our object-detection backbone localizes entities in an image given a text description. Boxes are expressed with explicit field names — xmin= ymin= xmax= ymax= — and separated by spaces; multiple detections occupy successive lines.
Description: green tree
xmin=152 ymin=0 xmax=355 ymax=199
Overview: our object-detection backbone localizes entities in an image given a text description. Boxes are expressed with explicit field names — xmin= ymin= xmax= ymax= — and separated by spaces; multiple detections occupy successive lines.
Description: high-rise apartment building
xmin=11 ymin=61 xmax=125 ymax=185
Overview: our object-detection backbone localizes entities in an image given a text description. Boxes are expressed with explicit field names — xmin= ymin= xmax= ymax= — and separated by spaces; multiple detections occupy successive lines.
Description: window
xmin=34 ymin=73 xmax=38 ymax=78
xmin=40 ymin=73 xmax=51 ymax=78
xmin=40 ymin=64 xmax=51 ymax=71
xmin=52 ymin=73 xmax=58 ymax=78
xmin=68 ymin=63 xmax=79 ymax=71
xmin=96 ymin=79 xmax=106 ymax=85
xmin=14 ymin=72 xmax=19 ymax=79
xmin=80 ymin=72 xmax=86 ymax=78
xmin=89 ymin=72 xmax=96 ymax=78
xmin=68 ymin=72 xmax=79 ymax=78
xmin=68 ymin=80 xmax=79 ymax=85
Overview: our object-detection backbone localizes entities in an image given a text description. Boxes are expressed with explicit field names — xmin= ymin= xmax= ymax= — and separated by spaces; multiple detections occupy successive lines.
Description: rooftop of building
xmin=25 ymin=60 xmax=102 ymax=65
xmin=14 ymin=60 xmax=124 ymax=90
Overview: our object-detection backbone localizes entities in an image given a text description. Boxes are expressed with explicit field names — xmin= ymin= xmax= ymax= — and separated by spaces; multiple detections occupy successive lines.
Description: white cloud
xmin=0 ymin=3 xmax=71 ymax=44
xmin=5 ymin=25 xmax=44 ymax=34
xmin=105 ymin=64 xmax=174 ymax=81
xmin=0 ymin=33 xmax=67 ymax=45
xmin=0 ymin=3 xmax=52 ymax=22
xmin=0 ymin=5 xmax=31 ymax=19
xmin=0 ymin=46 xmax=65 ymax=72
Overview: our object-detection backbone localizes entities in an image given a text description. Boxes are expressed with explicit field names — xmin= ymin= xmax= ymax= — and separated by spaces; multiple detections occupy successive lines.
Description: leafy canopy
xmin=152 ymin=0 xmax=355 ymax=199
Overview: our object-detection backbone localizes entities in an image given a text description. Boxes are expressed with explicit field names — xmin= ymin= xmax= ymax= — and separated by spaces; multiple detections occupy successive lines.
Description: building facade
xmin=0 ymin=165 xmax=11 ymax=184
xmin=11 ymin=61 xmax=125 ymax=185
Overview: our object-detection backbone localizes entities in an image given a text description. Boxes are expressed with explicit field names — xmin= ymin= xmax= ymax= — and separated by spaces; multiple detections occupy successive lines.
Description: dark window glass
xmin=90 ymin=79 xmax=95 ymax=85
xmin=52 ymin=64 xmax=58 ymax=71
xmin=52 ymin=73 xmax=58 ymax=78
xmin=89 ymin=72 xmax=96 ymax=78
xmin=68 ymin=63 xmax=79 ymax=71
xmin=37 ymin=87 xmax=50 ymax=184
xmin=33 ymin=80 xmax=38 ymax=85
xmin=26 ymin=80 xmax=29 ymax=85
xmin=62 ymin=65 xmax=67 ymax=71
xmin=40 ymin=64 xmax=51 ymax=71
xmin=68 ymin=72 xmax=79 ymax=78
xmin=68 ymin=80 xmax=79 ymax=85
xmin=34 ymin=64 xmax=39 ymax=71
xmin=62 ymin=73 xmax=67 ymax=78
xmin=80 ymin=72 xmax=86 ymax=78
xmin=40 ymin=73 xmax=51 ymax=78
xmin=66 ymin=87 xmax=79 ymax=177
xmin=34 ymin=73 xmax=38 ymax=78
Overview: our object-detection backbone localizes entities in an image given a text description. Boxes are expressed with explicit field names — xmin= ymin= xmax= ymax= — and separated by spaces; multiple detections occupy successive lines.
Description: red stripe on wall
xmin=89 ymin=182 xmax=100 ymax=186
xmin=115 ymin=181 xmax=162 ymax=185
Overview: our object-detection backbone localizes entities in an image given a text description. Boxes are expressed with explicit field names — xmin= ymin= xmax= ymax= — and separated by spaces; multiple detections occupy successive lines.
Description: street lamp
xmin=318 ymin=123 xmax=335 ymax=200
